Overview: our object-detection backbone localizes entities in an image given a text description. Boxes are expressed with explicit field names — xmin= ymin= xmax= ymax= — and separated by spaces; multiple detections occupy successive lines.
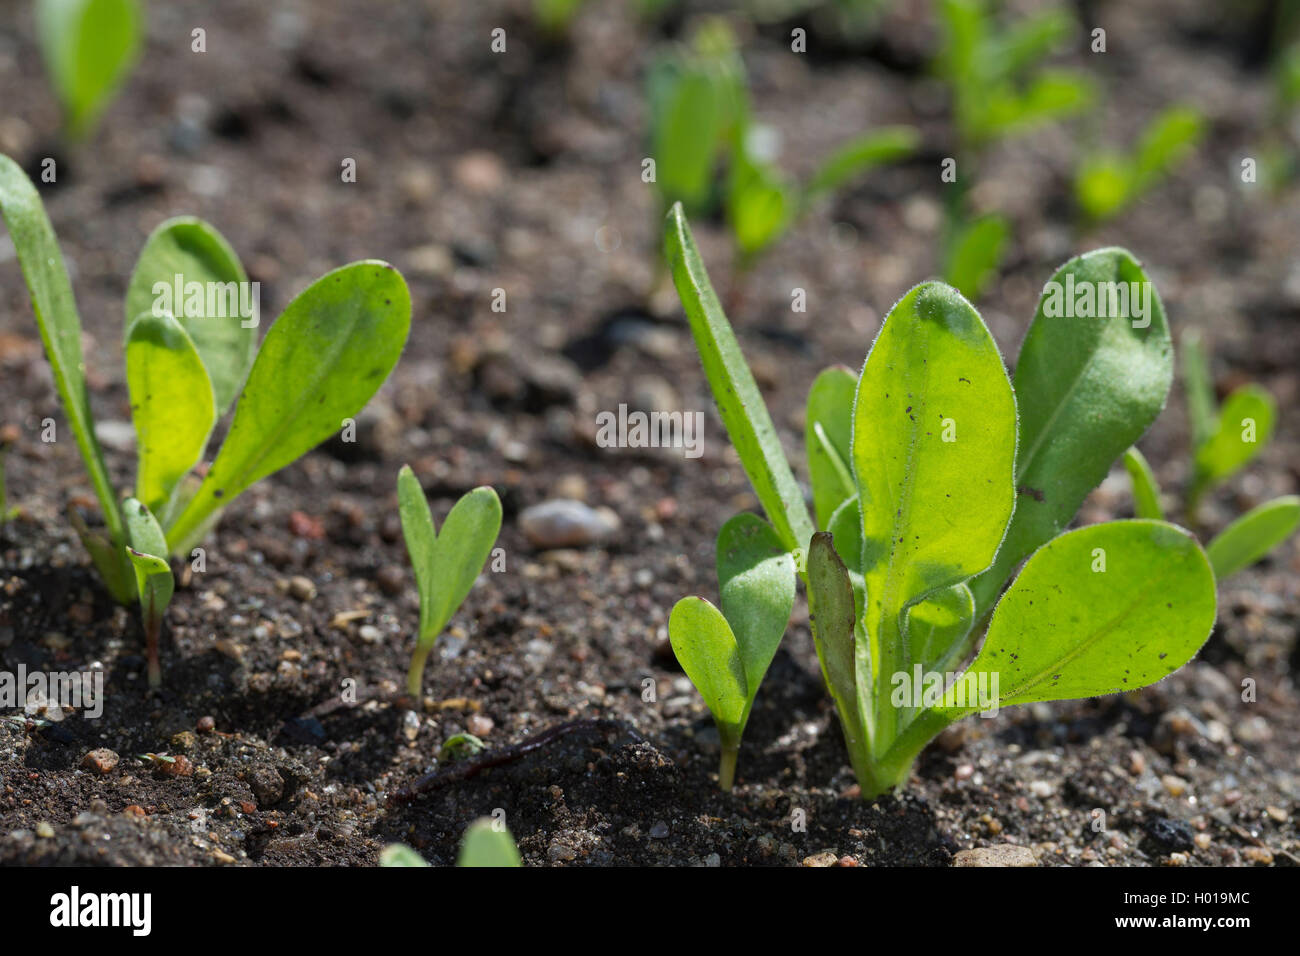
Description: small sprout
xmin=0 ymin=156 xmax=411 ymax=641
xmin=1075 ymin=107 xmax=1205 ymax=224
xmin=457 ymin=818 xmax=521 ymax=867
xmin=35 ymin=0 xmax=143 ymax=140
xmin=932 ymin=0 xmax=1094 ymax=299
xmin=666 ymin=205 xmax=1219 ymax=798
xmin=1205 ymin=497 xmax=1300 ymax=580
xmin=123 ymin=498 xmax=171 ymax=688
xmin=397 ymin=466 xmax=503 ymax=698
xmin=380 ymin=818 xmax=523 ymax=868
xmin=648 ymin=18 xmax=916 ymax=274
xmin=136 ymin=753 xmax=175 ymax=765
xmin=0 ymin=428 xmax=16 ymax=523
xmin=669 ymin=514 xmax=795 ymax=789
xmin=378 ymin=843 xmax=429 ymax=867
xmin=1122 ymin=447 xmax=1164 ymax=521
xmin=438 ymin=733 xmax=486 ymax=763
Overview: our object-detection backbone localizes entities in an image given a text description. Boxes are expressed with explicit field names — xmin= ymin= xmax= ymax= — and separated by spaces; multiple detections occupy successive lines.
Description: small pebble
xmin=36 ymin=822 xmax=54 ymax=838
xmin=197 ymin=716 xmax=216 ymax=733
xmin=81 ymin=748 xmax=120 ymax=775
xmin=376 ymin=566 xmax=406 ymax=596
xmin=288 ymin=576 xmax=317 ymax=601
xmin=1162 ymin=774 xmax=1188 ymax=798
xmin=467 ymin=714 xmax=494 ymax=737
xmin=1243 ymin=846 xmax=1274 ymax=865
xmin=952 ymin=845 xmax=1037 ymax=867
xmin=519 ymin=499 xmax=620 ymax=549
xmin=801 ymin=851 xmax=839 ymax=867
xmin=1265 ymin=806 xmax=1288 ymax=823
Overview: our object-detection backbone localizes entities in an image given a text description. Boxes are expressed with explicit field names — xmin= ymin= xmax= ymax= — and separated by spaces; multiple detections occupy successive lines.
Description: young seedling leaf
xmin=1193 ymin=384 xmax=1276 ymax=490
xmin=165 ymin=261 xmax=411 ymax=554
xmin=1123 ymin=447 xmax=1164 ymax=520
xmin=125 ymin=217 xmax=254 ymax=414
xmin=941 ymin=520 xmax=1216 ymax=716
xmin=852 ymin=281 xmax=1016 ymax=744
xmin=716 ymin=513 xmax=796 ymax=714
xmin=125 ymin=312 xmax=216 ymax=515
xmin=727 ymin=150 xmax=790 ymax=261
xmin=668 ymin=596 xmax=748 ymax=748
xmin=35 ymin=0 xmax=142 ymax=139
xmin=665 ymin=204 xmax=813 ymax=552
xmin=457 ymin=818 xmax=522 ymax=867
xmin=399 ymin=467 xmax=502 ymax=697
xmin=124 ymin=498 xmax=173 ymax=688
xmin=969 ymin=248 xmax=1172 ymax=618
xmin=1205 ymin=496 xmax=1300 ymax=580
xmin=803 ymin=127 xmax=919 ymax=204
xmin=0 ymin=155 xmax=126 ymax=561
xmin=1181 ymin=331 xmax=1216 ymax=450
xmin=906 ymin=581 xmax=976 ymax=676
xmin=806 ymin=531 xmax=870 ymax=777
xmin=942 ymin=214 xmax=1007 ymax=301
xmin=805 ymin=366 xmax=857 ymax=527
xmin=378 ymin=844 xmax=429 ymax=867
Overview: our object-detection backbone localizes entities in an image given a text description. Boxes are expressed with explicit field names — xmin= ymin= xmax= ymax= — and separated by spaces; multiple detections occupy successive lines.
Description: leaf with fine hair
xmin=125 ymin=312 xmax=215 ymax=515
xmin=165 ymin=261 xmax=411 ymax=554
xmin=664 ymin=204 xmax=813 ymax=553
xmin=941 ymin=521 xmax=1215 ymax=716
xmin=125 ymin=217 xmax=254 ymax=415
xmin=969 ymin=248 xmax=1172 ymax=619
xmin=1205 ymin=496 xmax=1300 ymax=580
xmin=852 ymin=281 xmax=1017 ymax=746
xmin=0 ymin=153 xmax=132 ymax=599
xmin=716 ymin=513 xmax=796 ymax=719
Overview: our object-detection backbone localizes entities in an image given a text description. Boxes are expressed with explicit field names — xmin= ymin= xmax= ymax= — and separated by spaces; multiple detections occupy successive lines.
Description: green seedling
xmin=1118 ymin=333 xmax=1299 ymax=579
xmin=0 ymin=155 xmax=411 ymax=679
xmin=1182 ymin=332 xmax=1279 ymax=520
xmin=438 ymin=732 xmax=487 ymax=762
xmin=933 ymin=0 xmax=1094 ymax=299
xmin=666 ymin=204 xmax=1218 ymax=797
xmin=397 ymin=465 xmax=502 ymax=698
xmin=668 ymin=513 xmax=795 ymax=789
xmin=648 ymin=19 xmax=916 ymax=272
xmin=457 ymin=818 xmax=522 ymax=867
xmin=380 ymin=818 xmax=522 ymax=868
xmin=35 ymin=0 xmax=142 ymax=140
xmin=1075 ymin=106 xmax=1205 ymax=224
xmin=935 ymin=0 xmax=1094 ymax=151
xmin=123 ymin=498 xmax=171 ymax=688
xmin=0 ymin=431 xmax=16 ymax=523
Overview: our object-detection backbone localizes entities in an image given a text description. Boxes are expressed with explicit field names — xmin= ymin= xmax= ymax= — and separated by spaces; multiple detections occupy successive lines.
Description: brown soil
xmin=0 ymin=0 xmax=1296 ymax=866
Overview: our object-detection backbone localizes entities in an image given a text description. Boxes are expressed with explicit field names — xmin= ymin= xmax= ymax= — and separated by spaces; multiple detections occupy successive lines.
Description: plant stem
xmin=407 ymin=642 xmax=432 ymax=699
xmin=718 ymin=740 xmax=740 ymax=791
xmin=145 ymin=618 xmax=161 ymax=689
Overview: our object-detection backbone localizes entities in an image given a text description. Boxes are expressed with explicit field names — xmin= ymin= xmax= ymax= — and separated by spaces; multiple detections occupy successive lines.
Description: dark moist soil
xmin=1 ymin=1 xmax=1297 ymax=866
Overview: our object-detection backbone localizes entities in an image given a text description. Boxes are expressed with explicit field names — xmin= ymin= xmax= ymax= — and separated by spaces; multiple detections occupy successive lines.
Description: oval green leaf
xmin=944 ymin=520 xmax=1216 ymax=715
xmin=165 ymin=261 xmax=411 ymax=552
xmin=716 ymin=513 xmax=796 ymax=707
xmin=1205 ymin=495 xmax=1300 ymax=580
xmin=970 ymin=248 xmax=1173 ymax=618
xmin=668 ymin=596 xmax=747 ymax=736
xmin=125 ymin=217 xmax=254 ymax=414
xmin=414 ymin=484 xmax=503 ymax=647
xmin=126 ymin=312 xmax=216 ymax=514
